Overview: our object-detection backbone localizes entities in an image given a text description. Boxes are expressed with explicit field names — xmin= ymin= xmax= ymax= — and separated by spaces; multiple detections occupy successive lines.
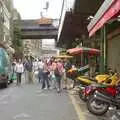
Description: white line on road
xmin=68 ymin=92 xmax=86 ymax=120
xmin=13 ymin=113 xmax=31 ymax=119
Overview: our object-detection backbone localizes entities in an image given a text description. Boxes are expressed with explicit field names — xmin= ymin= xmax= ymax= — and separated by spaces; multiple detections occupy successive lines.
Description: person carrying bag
xmin=54 ymin=60 xmax=64 ymax=93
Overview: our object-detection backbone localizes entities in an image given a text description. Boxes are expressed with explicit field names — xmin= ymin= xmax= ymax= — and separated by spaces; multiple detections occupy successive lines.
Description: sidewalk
xmin=66 ymin=78 xmax=107 ymax=120
xmin=67 ymin=81 xmax=120 ymax=120
xmin=68 ymin=89 xmax=108 ymax=120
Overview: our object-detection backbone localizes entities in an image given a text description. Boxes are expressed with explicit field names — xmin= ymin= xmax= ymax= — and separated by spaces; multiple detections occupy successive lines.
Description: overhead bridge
xmin=20 ymin=19 xmax=59 ymax=39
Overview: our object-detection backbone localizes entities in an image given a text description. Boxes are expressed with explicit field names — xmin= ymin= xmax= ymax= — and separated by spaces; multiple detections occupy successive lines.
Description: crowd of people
xmin=11 ymin=56 xmax=71 ymax=93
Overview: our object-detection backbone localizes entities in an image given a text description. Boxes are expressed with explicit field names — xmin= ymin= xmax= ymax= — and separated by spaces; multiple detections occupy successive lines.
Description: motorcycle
xmin=79 ymin=83 xmax=107 ymax=101
xmin=67 ymin=67 xmax=112 ymax=87
xmin=87 ymin=75 xmax=120 ymax=115
xmin=78 ymin=72 xmax=119 ymax=101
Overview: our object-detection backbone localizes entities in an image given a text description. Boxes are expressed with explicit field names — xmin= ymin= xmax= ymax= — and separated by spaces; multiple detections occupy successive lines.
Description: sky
xmin=13 ymin=0 xmax=63 ymax=19
xmin=13 ymin=0 xmax=63 ymax=46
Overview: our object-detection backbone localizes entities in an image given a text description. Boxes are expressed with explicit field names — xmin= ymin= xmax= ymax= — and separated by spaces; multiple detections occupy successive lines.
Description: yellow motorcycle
xmin=76 ymin=69 xmax=119 ymax=86
xmin=67 ymin=67 xmax=115 ymax=86
xmin=76 ymin=74 xmax=110 ymax=86
xmin=79 ymin=72 xmax=120 ymax=101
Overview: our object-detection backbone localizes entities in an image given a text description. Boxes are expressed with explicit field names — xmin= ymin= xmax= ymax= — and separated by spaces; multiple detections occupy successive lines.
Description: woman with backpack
xmin=41 ymin=60 xmax=50 ymax=89
xmin=54 ymin=59 xmax=64 ymax=93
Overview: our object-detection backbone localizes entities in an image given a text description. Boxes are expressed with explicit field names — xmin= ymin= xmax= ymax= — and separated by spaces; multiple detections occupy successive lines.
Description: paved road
xmin=70 ymin=94 xmax=106 ymax=120
xmin=69 ymin=92 xmax=119 ymax=120
xmin=0 ymin=84 xmax=79 ymax=120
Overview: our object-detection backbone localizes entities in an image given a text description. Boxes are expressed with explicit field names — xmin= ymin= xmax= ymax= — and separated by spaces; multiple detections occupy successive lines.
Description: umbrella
xmin=67 ymin=47 xmax=100 ymax=55
xmin=55 ymin=55 xmax=73 ymax=59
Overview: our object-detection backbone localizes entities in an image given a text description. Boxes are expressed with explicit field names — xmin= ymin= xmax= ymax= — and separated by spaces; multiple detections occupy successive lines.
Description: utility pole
xmin=40 ymin=12 xmax=43 ymax=18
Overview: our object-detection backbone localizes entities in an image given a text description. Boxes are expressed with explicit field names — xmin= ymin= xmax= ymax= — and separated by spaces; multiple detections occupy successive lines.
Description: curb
xmin=68 ymin=91 xmax=86 ymax=120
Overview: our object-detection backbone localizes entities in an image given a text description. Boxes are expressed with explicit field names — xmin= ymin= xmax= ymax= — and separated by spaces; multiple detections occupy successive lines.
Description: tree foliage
xmin=12 ymin=21 xmax=22 ymax=47
xmin=12 ymin=20 xmax=23 ymax=59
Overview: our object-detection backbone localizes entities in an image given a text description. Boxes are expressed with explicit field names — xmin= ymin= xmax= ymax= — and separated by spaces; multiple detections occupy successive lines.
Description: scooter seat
xmin=78 ymin=76 xmax=97 ymax=82
xmin=76 ymin=76 xmax=96 ymax=85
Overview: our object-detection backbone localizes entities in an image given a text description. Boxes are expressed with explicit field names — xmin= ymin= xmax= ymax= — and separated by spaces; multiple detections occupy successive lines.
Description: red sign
xmin=89 ymin=0 xmax=120 ymax=37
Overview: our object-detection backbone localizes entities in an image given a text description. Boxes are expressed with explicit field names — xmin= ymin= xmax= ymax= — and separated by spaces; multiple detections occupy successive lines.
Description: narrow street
xmin=0 ymin=82 xmax=110 ymax=120
xmin=69 ymin=92 xmax=107 ymax=120
xmin=0 ymin=84 xmax=79 ymax=120
xmin=0 ymin=0 xmax=120 ymax=120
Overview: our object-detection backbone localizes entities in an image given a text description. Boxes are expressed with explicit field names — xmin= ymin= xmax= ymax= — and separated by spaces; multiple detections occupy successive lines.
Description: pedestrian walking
xmin=23 ymin=58 xmax=28 ymax=83
xmin=51 ymin=59 xmax=57 ymax=89
xmin=15 ymin=59 xmax=24 ymax=85
xmin=33 ymin=59 xmax=39 ymax=83
xmin=24 ymin=57 xmax=33 ymax=84
xmin=38 ymin=59 xmax=44 ymax=83
xmin=54 ymin=59 xmax=64 ymax=93
xmin=41 ymin=61 xmax=50 ymax=89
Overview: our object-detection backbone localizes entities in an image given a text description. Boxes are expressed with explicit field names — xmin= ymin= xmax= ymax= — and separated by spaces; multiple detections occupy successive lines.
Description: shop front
xmin=108 ymin=34 xmax=120 ymax=72
xmin=87 ymin=0 xmax=120 ymax=73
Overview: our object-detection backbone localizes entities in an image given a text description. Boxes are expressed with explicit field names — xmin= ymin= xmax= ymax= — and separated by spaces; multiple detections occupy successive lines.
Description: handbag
xmin=10 ymin=73 xmax=17 ymax=80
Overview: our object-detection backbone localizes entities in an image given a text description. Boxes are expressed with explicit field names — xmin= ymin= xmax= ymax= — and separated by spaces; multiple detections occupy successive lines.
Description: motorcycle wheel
xmin=87 ymin=96 xmax=109 ymax=115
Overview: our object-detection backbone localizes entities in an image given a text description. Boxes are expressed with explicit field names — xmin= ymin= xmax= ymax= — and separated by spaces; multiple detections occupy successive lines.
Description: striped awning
xmin=67 ymin=47 xmax=100 ymax=55
xmin=87 ymin=0 xmax=120 ymax=37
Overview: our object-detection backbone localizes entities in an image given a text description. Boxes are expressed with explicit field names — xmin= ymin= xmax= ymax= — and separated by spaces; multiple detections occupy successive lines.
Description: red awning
xmin=67 ymin=47 xmax=100 ymax=56
xmin=87 ymin=0 xmax=120 ymax=37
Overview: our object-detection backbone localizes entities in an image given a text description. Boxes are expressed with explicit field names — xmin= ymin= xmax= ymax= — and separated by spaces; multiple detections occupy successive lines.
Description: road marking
xmin=68 ymin=92 xmax=86 ymax=120
xmin=0 ymin=94 xmax=9 ymax=101
xmin=13 ymin=113 xmax=31 ymax=119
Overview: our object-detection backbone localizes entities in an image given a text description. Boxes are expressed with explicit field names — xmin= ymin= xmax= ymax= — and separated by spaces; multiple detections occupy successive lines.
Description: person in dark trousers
xmin=42 ymin=61 xmax=50 ymax=89
xmin=15 ymin=59 xmax=24 ymax=85
xmin=38 ymin=59 xmax=44 ymax=83
xmin=24 ymin=58 xmax=33 ymax=84
xmin=54 ymin=60 xmax=64 ymax=93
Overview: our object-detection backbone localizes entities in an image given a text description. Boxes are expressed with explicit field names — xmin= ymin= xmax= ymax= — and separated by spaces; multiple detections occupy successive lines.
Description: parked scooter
xmin=77 ymin=68 xmax=114 ymax=86
xmin=67 ymin=67 xmax=112 ymax=87
xmin=87 ymin=74 xmax=120 ymax=115
xmin=79 ymin=72 xmax=120 ymax=101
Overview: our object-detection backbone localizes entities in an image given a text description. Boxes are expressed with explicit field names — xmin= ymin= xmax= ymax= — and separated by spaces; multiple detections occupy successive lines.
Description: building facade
xmin=23 ymin=39 xmax=42 ymax=57
xmin=87 ymin=0 xmax=120 ymax=72
xmin=0 ymin=0 xmax=13 ymax=47
xmin=107 ymin=32 xmax=120 ymax=72
xmin=57 ymin=0 xmax=104 ymax=48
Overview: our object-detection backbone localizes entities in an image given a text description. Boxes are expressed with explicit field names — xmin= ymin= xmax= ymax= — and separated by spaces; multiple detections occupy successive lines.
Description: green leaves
xmin=12 ymin=21 xmax=23 ymax=51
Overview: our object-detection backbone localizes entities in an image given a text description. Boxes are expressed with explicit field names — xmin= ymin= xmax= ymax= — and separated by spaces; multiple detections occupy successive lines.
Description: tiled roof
xmin=36 ymin=17 xmax=52 ymax=25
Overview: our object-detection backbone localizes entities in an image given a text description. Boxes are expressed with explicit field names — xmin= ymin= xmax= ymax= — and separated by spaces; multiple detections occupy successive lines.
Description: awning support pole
xmin=100 ymin=25 xmax=107 ymax=73
xmin=104 ymin=25 xmax=108 ymax=72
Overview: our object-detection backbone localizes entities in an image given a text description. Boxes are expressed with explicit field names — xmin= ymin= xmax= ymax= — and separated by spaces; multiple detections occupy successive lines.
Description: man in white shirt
xmin=15 ymin=59 xmax=24 ymax=85
xmin=33 ymin=59 xmax=39 ymax=71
